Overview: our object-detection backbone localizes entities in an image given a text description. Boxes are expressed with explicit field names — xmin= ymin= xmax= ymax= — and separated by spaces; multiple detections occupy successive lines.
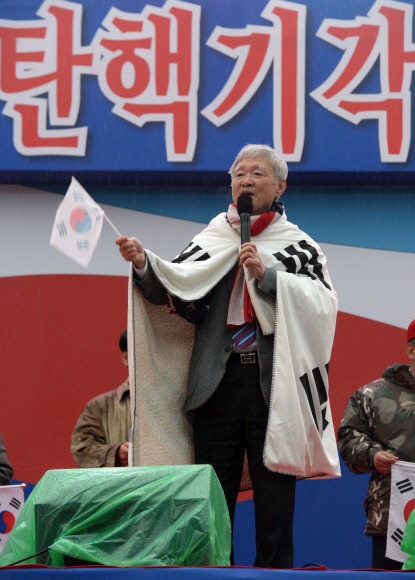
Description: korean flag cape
xmin=128 ymin=211 xmax=341 ymax=478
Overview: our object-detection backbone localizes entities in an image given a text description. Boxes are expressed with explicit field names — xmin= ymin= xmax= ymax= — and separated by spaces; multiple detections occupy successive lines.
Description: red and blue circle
xmin=404 ymin=499 xmax=415 ymax=522
xmin=70 ymin=208 xmax=92 ymax=234
xmin=0 ymin=511 xmax=15 ymax=534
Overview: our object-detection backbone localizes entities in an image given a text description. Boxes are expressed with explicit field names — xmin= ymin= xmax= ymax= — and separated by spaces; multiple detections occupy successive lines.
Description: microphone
xmin=237 ymin=194 xmax=253 ymax=245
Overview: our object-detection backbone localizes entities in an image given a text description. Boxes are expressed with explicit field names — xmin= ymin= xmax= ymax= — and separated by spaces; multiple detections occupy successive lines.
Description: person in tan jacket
xmin=71 ymin=331 xmax=131 ymax=468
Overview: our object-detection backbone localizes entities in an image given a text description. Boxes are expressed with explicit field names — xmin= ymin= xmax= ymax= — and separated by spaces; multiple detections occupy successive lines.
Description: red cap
xmin=407 ymin=320 xmax=415 ymax=343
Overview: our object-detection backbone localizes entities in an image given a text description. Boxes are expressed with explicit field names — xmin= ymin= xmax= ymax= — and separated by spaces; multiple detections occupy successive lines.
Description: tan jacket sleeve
xmin=71 ymin=400 xmax=122 ymax=468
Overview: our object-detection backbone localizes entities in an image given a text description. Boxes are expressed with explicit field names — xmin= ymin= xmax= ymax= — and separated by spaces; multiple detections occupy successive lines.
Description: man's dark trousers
xmin=193 ymin=353 xmax=296 ymax=568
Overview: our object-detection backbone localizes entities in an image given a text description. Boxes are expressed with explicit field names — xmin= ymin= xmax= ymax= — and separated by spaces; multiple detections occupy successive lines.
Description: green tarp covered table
xmin=0 ymin=465 xmax=231 ymax=567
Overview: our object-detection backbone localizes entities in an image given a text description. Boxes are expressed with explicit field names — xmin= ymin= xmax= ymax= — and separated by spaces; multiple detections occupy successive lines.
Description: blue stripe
xmin=238 ymin=331 xmax=256 ymax=345
xmin=232 ymin=323 xmax=250 ymax=340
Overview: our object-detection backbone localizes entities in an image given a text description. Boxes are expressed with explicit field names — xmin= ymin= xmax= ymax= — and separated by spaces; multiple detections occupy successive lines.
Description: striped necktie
xmin=232 ymin=322 xmax=256 ymax=348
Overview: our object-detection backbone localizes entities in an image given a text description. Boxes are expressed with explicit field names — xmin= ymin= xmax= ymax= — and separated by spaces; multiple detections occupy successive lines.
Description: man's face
xmin=407 ymin=341 xmax=415 ymax=374
xmin=231 ymin=156 xmax=286 ymax=216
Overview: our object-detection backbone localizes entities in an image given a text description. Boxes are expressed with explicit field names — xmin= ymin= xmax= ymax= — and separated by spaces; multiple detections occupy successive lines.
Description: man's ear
xmin=276 ymin=179 xmax=287 ymax=197
xmin=121 ymin=351 xmax=129 ymax=368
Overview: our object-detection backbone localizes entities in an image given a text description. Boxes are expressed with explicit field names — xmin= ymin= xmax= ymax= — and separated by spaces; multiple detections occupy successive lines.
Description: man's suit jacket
xmin=135 ymin=259 xmax=277 ymax=412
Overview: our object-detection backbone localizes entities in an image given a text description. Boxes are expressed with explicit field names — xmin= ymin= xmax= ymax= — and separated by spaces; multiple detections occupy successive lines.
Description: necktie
xmin=232 ymin=322 xmax=256 ymax=348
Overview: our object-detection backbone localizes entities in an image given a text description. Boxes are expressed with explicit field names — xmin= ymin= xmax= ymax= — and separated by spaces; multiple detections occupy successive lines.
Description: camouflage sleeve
xmin=337 ymin=387 xmax=385 ymax=475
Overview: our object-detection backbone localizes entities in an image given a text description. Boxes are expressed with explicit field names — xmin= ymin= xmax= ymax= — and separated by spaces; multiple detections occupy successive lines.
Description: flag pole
xmin=0 ymin=483 xmax=26 ymax=489
xmin=104 ymin=214 xmax=122 ymax=237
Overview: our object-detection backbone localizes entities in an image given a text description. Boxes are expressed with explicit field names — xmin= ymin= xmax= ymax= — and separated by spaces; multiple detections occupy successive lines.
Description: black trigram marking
xmin=391 ymin=527 xmax=404 ymax=545
xmin=77 ymin=240 xmax=89 ymax=251
xmin=299 ymin=365 xmax=329 ymax=431
xmin=9 ymin=497 xmax=21 ymax=510
xmin=172 ymin=243 xmax=210 ymax=264
xmin=396 ymin=478 xmax=414 ymax=494
xmin=56 ymin=221 xmax=67 ymax=238
xmin=273 ymin=240 xmax=331 ymax=290
xmin=73 ymin=191 xmax=84 ymax=202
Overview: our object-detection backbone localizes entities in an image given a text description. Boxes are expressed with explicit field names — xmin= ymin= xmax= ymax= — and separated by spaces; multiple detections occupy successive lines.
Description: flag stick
xmin=104 ymin=214 xmax=122 ymax=237
xmin=0 ymin=483 xmax=26 ymax=489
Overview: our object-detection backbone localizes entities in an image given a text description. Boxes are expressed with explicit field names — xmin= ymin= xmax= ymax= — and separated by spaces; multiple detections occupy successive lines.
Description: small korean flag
xmin=0 ymin=485 xmax=25 ymax=555
xmin=50 ymin=177 xmax=105 ymax=268
xmin=386 ymin=460 xmax=415 ymax=563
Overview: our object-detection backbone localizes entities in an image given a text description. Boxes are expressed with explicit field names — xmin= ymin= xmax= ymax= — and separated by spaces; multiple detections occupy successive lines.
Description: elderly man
xmin=337 ymin=320 xmax=415 ymax=570
xmin=71 ymin=331 xmax=130 ymax=468
xmin=117 ymin=144 xmax=339 ymax=568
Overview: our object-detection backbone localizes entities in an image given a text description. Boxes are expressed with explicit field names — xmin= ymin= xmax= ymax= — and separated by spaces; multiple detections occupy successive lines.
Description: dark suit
xmin=136 ymin=261 xmax=276 ymax=409
xmin=135 ymin=259 xmax=296 ymax=568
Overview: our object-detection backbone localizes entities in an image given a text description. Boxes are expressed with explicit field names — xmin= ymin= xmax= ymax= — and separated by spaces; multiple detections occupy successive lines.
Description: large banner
xmin=1 ymin=0 xmax=415 ymax=174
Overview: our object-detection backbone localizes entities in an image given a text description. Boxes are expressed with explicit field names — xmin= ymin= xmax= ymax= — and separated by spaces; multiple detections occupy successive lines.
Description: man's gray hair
xmin=229 ymin=144 xmax=288 ymax=182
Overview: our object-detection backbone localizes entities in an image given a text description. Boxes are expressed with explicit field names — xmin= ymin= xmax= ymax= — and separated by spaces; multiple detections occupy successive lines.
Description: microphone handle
xmin=240 ymin=213 xmax=251 ymax=245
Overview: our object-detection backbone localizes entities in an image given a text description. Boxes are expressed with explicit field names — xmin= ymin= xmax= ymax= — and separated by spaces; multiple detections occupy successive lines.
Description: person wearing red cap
xmin=337 ymin=320 xmax=415 ymax=570
xmin=408 ymin=319 xmax=415 ymax=346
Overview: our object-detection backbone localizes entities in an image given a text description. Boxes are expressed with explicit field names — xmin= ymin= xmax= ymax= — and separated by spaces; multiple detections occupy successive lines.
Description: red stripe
xmin=250 ymin=212 xmax=275 ymax=236
xmin=243 ymin=283 xmax=254 ymax=324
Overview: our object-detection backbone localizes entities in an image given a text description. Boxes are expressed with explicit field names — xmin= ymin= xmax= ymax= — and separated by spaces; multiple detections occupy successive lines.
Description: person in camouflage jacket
xmin=337 ymin=319 xmax=415 ymax=569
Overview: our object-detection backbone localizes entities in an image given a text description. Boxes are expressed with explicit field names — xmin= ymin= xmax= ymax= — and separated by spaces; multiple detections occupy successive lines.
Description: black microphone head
xmin=237 ymin=194 xmax=253 ymax=216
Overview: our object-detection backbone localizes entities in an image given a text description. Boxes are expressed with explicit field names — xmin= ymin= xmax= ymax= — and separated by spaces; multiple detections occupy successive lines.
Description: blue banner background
xmin=0 ymin=0 xmax=414 ymax=175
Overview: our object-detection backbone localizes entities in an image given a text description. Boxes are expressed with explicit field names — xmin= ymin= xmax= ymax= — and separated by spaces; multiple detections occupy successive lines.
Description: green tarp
xmin=402 ymin=508 xmax=415 ymax=569
xmin=0 ymin=465 xmax=231 ymax=567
